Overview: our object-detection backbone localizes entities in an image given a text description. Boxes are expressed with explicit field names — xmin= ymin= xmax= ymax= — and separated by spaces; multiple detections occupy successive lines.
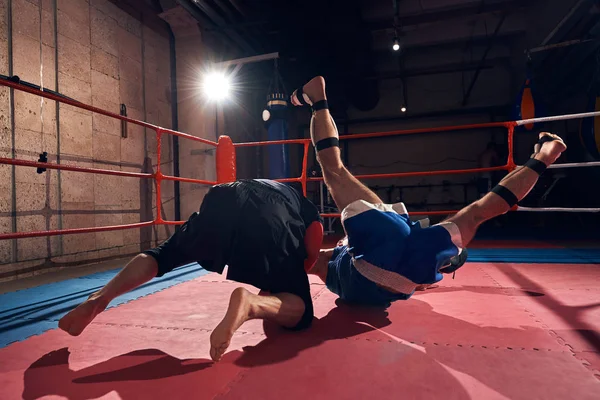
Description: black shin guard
xmin=491 ymin=185 xmax=518 ymax=207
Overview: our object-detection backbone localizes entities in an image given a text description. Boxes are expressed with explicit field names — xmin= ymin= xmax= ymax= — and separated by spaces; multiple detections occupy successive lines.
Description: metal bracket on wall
xmin=121 ymin=104 xmax=128 ymax=138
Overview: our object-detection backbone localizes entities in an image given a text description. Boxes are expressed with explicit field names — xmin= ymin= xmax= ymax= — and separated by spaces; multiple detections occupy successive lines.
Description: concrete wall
xmin=169 ymin=17 xmax=216 ymax=221
xmin=0 ymin=0 xmax=201 ymax=282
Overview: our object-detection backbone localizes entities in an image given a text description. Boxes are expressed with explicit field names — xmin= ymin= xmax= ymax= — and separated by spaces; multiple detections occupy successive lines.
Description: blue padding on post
xmin=0 ymin=263 xmax=208 ymax=348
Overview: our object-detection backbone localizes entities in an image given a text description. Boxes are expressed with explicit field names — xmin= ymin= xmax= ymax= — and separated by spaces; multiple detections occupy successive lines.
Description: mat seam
xmin=483 ymin=264 xmax=600 ymax=380
xmin=344 ymin=337 xmax=567 ymax=352
xmin=212 ymin=367 xmax=252 ymax=399
xmin=511 ymin=296 xmax=600 ymax=380
xmin=88 ymin=321 xmax=267 ymax=337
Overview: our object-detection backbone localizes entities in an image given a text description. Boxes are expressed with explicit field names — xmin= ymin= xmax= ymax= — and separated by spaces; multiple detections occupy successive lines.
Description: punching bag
xmin=513 ymin=68 xmax=545 ymax=131
xmin=580 ymin=92 xmax=600 ymax=160
xmin=263 ymin=92 xmax=290 ymax=179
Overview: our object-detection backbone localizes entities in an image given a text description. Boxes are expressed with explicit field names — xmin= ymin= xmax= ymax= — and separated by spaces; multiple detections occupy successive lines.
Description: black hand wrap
xmin=537 ymin=135 xmax=555 ymax=147
xmin=292 ymin=86 xmax=329 ymax=112
xmin=293 ymin=86 xmax=310 ymax=106
xmin=526 ymin=135 xmax=553 ymax=175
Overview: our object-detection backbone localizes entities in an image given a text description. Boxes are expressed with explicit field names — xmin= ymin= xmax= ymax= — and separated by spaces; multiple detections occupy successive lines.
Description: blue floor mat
xmin=1 ymin=247 xmax=599 ymax=348
xmin=0 ymin=263 xmax=208 ymax=348
xmin=467 ymin=248 xmax=600 ymax=263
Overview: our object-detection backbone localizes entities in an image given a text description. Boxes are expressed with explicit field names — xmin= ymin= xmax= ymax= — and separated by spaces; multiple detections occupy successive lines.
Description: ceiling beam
xmin=299 ymin=105 xmax=511 ymax=130
xmin=367 ymin=0 xmax=527 ymax=31
xmin=462 ymin=13 xmax=508 ymax=106
xmin=178 ymin=0 xmax=257 ymax=54
xmin=370 ymin=30 xmax=523 ymax=53
xmin=202 ymin=20 xmax=269 ymax=32
xmin=366 ymin=58 xmax=509 ymax=80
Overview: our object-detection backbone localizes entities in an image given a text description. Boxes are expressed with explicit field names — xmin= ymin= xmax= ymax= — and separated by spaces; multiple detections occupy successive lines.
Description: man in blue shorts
xmin=291 ymin=76 xmax=567 ymax=306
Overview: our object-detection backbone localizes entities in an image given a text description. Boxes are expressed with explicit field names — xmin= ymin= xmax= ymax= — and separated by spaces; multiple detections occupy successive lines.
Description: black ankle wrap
xmin=524 ymin=158 xmax=547 ymax=175
xmin=492 ymin=185 xmax=518 ymax=207
xmin=315 ymin=137 xmax=339 ymax=152
xmin=312 ymin=100 xmax=329 ymax=112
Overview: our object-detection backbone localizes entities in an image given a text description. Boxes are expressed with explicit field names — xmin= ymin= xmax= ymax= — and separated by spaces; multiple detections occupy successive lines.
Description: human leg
xmin=209 ymin=288 xmax=305 ymax=361
xmin=58 ymin=253 xmax=158 ymax=336
xmin=59 ymin=198 xmax=230 ymax=337
xmin=292 ymin=77 xmax=382 ymax=211
xmin=446 ymin=132 xmax=566 ymax=247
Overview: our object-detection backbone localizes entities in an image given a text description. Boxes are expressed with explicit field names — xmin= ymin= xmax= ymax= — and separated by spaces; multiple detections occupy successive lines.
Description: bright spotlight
xmin=203 ymin=72 xmax=231 ymax=101
xmin=401 ymin=106 xmax=407 ymax=113
xmin=392 ymin=37 xmax=400 ymax=51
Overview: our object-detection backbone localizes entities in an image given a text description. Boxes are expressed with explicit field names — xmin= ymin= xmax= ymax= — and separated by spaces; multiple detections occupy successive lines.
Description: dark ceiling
xmin=116 ymin=0 xmax=600 ymax=115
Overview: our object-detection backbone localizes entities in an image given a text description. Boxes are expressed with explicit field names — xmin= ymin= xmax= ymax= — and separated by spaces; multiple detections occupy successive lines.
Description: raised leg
xmin=292 ymin=77 xmax=382 ymax=211
xmin=58 ymin=253 xmax=158 ymax=336
xmin=209 ymin=287 xmax=305 ymax=361
xmin=447 ymin=133 xmax=566 ymax=246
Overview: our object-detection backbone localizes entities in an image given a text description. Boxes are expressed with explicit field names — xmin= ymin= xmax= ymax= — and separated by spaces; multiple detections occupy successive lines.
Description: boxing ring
xmin=1 ymin=79 xmax=600 ymax=399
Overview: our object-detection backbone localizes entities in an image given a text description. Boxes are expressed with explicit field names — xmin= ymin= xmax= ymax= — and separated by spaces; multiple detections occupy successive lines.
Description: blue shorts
xmin=341 ymin=200 xmax=463 ymax=295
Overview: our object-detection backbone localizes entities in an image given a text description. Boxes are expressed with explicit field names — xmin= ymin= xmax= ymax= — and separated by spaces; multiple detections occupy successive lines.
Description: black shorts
xmin=143 ymin=180 xmax=319 ymax=330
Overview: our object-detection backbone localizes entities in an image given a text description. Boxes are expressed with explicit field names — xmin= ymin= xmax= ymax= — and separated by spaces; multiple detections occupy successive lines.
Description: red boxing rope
xmin=0 ymin=78 xmax=524 ymax=242
xmin=0 ymin=80 xmax=218 ymax=241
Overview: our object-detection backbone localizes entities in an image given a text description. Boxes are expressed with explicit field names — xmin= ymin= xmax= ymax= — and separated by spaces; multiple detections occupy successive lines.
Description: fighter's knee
xmin=136 ymin=253 xmax=155 ymax=263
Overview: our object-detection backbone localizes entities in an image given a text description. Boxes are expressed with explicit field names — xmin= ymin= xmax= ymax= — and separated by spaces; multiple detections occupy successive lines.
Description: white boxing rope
xmin=548 ymin=161 xmax=600 ymax=169
xmin=516 ymin=161 xmax=600 ymax=169
xmin=517 ymin=206 xmax=600 ymax=213
xmin=516 ymin=110 xmax=600 ymax=126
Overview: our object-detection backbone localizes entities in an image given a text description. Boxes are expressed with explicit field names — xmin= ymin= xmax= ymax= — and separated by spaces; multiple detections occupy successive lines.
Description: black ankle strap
xmin=312 ymin=100 xmax=329 ymax=112
xmin=492 ymin=185 xmax=518 ymax=207
xmin=524 ymin=158 xmax=547 ymax=175
xmin=315 ymin=137 xmax=339 ymax=152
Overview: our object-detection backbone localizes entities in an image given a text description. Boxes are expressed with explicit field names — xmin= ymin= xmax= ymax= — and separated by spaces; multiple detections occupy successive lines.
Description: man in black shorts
xmin=59 ymin=179 xmax=323 ymax=362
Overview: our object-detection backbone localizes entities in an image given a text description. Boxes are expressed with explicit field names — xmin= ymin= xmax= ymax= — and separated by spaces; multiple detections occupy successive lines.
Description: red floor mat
xmin=1 ymin=263 xmax=599 ymax=399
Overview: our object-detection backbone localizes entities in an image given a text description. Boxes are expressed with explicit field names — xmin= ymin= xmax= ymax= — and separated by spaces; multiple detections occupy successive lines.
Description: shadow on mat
xmin=21 ymin=302 xmax=477 ymax=400
xmin=412 ymin=285 xmax=545 ymax=297
xmin=23 ymin=296 xmax=588 ymax=400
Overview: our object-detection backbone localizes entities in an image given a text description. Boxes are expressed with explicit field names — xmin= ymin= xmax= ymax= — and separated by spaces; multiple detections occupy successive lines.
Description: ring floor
xmin=1 ymin=254 xmax=600 ymax=399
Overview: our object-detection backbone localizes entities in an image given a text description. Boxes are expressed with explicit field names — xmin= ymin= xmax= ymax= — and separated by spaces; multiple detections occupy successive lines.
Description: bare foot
xmin=210 ymin=287 xmax=254 ymax=362
xmin=291 ymin=76 xmax=326 ymax=106
xmin=58 ymin=293 xmax=107 ymax=336
xmin=534 ymin=132 xmax=567 ymax=165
